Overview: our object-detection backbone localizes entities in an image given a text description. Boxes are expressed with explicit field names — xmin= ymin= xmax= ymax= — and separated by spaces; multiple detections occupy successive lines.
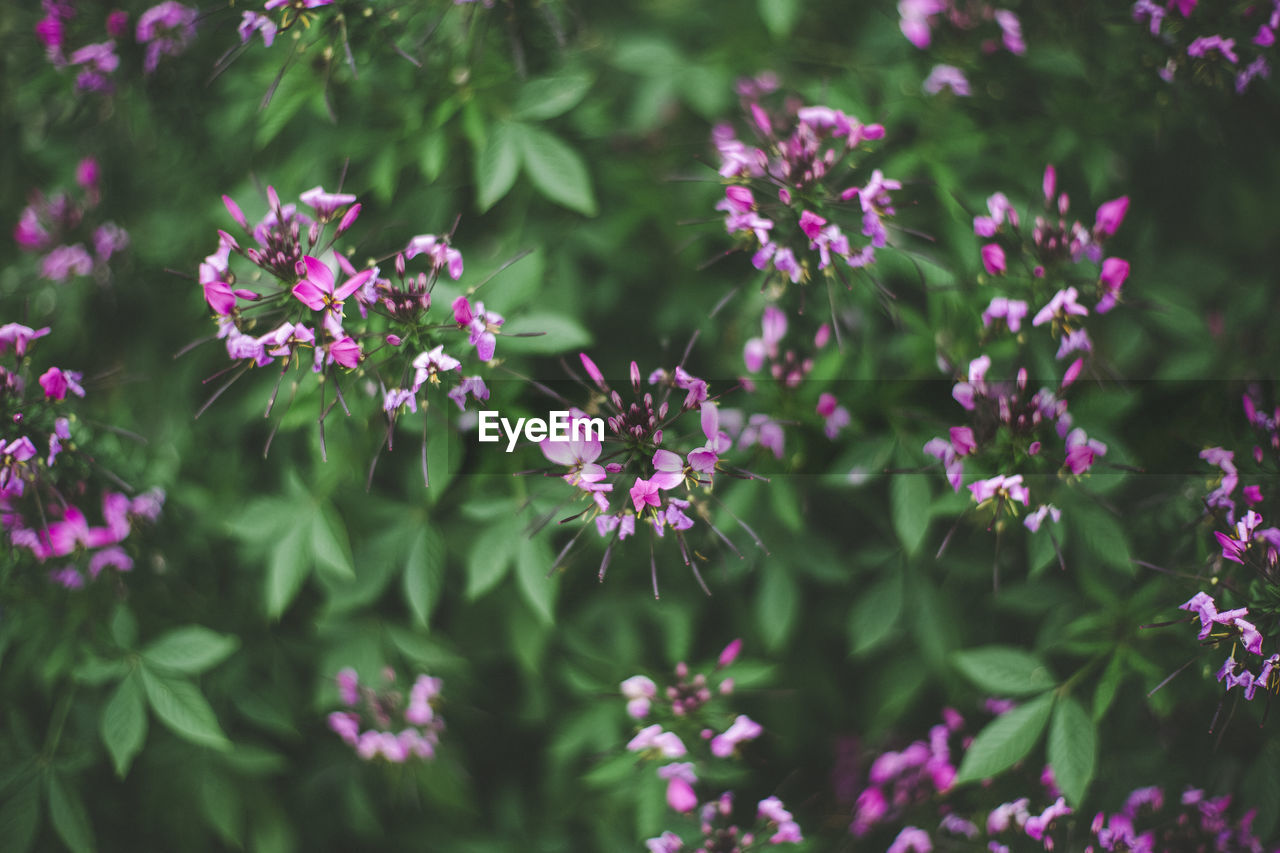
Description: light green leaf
xmin=512 ymin=72 xmax=594 ymax=120
xmin=890 ymin=474 xmax=931 ymax=555
xmin=848 ymin=573 xmax=904 ymax=656
xmin=100 ymin=671 xmax=147 ymax=777
xmin=517 ymin=124 xmax=598 ymax=216
xmin=758 ymin=0 xmax=800 ymax=37
xmin=465 ymin=521 xmax=520 ymax=600
xmin=310 ymin=504 xmax=355 ymax=581
xmin=516 ymin=535 xmax=558 ymax=625
xmin=419 ymin=132 xmax=447 ymax=182
xmin=404 ymin=527 xmax=445 ymax=627
xmin=475 ymin=122 xmax=520 ymax=212
xmin=266 ymin=524 xmax=310 ymax=620
xmin=1048 ymin=696 xmax=1097 ymax=806
xmin=142 ymin=627 xmax=239 ymax=675
xmin=954 ymin=692 xmax=1054 ymax=786
xmin=498 ymin=313 xmax=592 ymax=355
xmin=140 ymin=667 xmax=231 ymax=751
xmin=46 ymin=773 xmax=94 ymax=853
xmin=953 ymin=646 xmax=1058 ymax=696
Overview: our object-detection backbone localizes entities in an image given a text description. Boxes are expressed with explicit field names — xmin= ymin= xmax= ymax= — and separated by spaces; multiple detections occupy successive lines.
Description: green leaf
xmin=498 ymin=313 xmax=592 ymax=355
xmin=848 ymin=573 xmax=904 ymax=656
xmin=142 ymin=627 xmax=238 ymax=675
xmin=954 ymin=692 xmax=1055 ymax=786
xmin=465 ymin=521 xmax=520 ymax=600
xmin=140 ymin=668 xmax=231 ymax=751
xmin=758 ymin=0 xmax=799 ymax=37
xmin=516 ymin=535 xmax=558 ymax=625
xmin=100 ymin=671 xmax=147 ymax=777
xmin=1048 ymin=696 xmax=1097 ymax=806
xmin=1092 ymin=653 xmax=1125 ymax=721
xmin=512 ymin=72 xmax=594 ymax=120
xmin=404 ymin=527 xmax=445 ymax=627
xmin=72 ymin=656 xmax=129 ymax=686
xmin=110 ymin=605 xmax=138 ymax=650
xmin=266 ymin=525 xmax=310 ymax=620
xmin=953 ymin=646 xmax=1058 ymax=696
xmin=199 ymin=770 xmax=243 ymax=846
xmin=0 ymin=776 xmax=39 ymax=853
xmin=517 ymin=124 xmax=598 ymax=216
xmin=419 ymin=132 xmax=447 ymax=182
xmin=46 ymin=773 xmax=94 ymax=853
xmin=310 ymin=504 xmax=355 ymax=581
xmin=475 ymin=122 xmax=520 ymax=212
xmin=890 ymin=474 xmax=931 ymax=555
xmin=755 ymin=567 xmax=799 ymax=652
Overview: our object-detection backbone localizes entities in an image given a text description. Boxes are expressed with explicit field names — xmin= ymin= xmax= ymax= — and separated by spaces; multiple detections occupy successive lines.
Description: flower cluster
xmin=197 ymin=185 xmax=498 ymax=463
xmin=925 ymin=354 xmax=1100 ymax=530
xmin=976 ymin=164 xmax=1131 ymax=333
xmin=922 ymin=166 xmax=1132 ymax=549
xmin=849 ymin=706 xmax=1074 ymax=851
xmin=898 ymin=0 xmax=1026 ymax=55
xmin=711 ymin=79 xmax=899 ymax=297
xmin=623 ymin=641 xmax=803 ymax=851
xmin=327 ymin=667 xmax=444 ymax=762
xmin=1133 ymin=0 xmax=1278 ymax=93
xmin=35 ymin=1 xmax=196 ymax=93
xmin=537 ymin=355 xmax=764 ymax=592
xmin=1 ymin=322 xmax=164 ymax=587
xmin=1087 ymin=785 xmax=1271 ymax=852
xmin=14 ymin=157 xmax=129 ymax=284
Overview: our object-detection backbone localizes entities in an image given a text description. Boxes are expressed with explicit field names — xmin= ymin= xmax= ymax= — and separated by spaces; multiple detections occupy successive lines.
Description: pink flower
xmin=630 ymin=478 xmax=663 ymax=512
xmin=1094 ymin=196 xmax=1130 ymax=237
xmin=1097 ymin=257 xmax=1130 ymax=313
xmin=982 ymin=297 xmax=1029 ymax=332
xmin=1064 ymin=428 xmax=1106 ymax=474
xmin=292 ymin=255 xmax=375 ymax=318
xmin=38 ymin=367 xmax=85 ymax=401
xmin=541 ymin=429 xmax=605 ymax=487
xmin=888 ymin=826 xmax=933 ymax=853
xmin=981 ymin=243 xmax=1006 ymax=275
xmin=922 ymin=64 xmax=970 ymax=96
xmin=710 ymin=714 xmax=763 ymax=757
xmin=627 ymin=724 xmax=687 ymax=758
xmin=968 ymin=474 xmax=1029 ymax=506
xmin=405 ymin=234 xmax=463 ymax=280
xmin=657 ymin=763 xmax=698 ymax=813
xmin=1032 ymin=287 xmax=1088 ymax=327
xmin=299 ymin=185 xmax=357 ymax=221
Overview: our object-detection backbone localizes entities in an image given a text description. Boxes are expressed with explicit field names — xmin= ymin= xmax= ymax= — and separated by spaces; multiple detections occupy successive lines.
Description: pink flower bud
xmin=222 ymin=194 xmax=247 ymax=229
xmin=718 ymin=638 xmax=742 ymax=668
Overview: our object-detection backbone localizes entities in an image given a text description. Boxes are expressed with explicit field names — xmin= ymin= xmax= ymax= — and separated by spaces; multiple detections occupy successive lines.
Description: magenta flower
xmin=968 ymin=474 xmax=1029 ymax=506
xmin=411 ymin=346 xmax=461 ymax=390
xmin=981 ymin=243 xmax=1007 ymax=275
xmin=657 ymin=763 xmax=698 ymax=813
xmin=994 ymin=9 xmax=1026 ymax=55
xmin=621 ymin=675 xmax=656 ymax=719
xmin=38 ymin=367 xmax=85 ymax=401
xmin=743 ymin=306 xmax=787 ymax=373
xmin=1094 ymin=196 xmax=1130 ymax=237
xmin=136 ymin=2 xmax=197 ymax=73
xmin=982 ymin=296 xmax=1029 ymax=332
xmin=630 ymin=477 xmax=663 ymax=512
xmin=888 ymin=826 xmax=934 ymax=853
xmin=292 ymin=255 xmax=375 ymax=316
xmin=405 ymin=234 xmax=463 ymax=280
xmin=817 ymin=393 xmax=851 ymax=439
xmin=899 ymin=0 xmax=945 ymax=48
xmin=1187 ymin=35 xmax=1239 ymax=64
xmin=239 ymin=11 xmax=277 ymax=45
xmin=464 ymin=301 xmax=504 ymax=362
xmin=1024 ymin=504 xmax=1061 ymax=532
xmin=0 ymin=324 xmax=51 ymax=357
xmin=1032 ymin=287 xmax=1088 ymax=327
xmin=627 ymin=724 xmax=687 ymax=758
xmin=688 ymin=402 xmax=732 ymax=473
xmin=1097 ymin=257 xmax=1130 ymax=313
xmin=1064 ymin=427 xmax=1106 ymax=474
xmin=446 ymin=376 xmax=489 ymax=411
xmin=645 ymin=832 xmax=683 ymax=853
xmin=299 ymin=185 xmax=357 ymax=221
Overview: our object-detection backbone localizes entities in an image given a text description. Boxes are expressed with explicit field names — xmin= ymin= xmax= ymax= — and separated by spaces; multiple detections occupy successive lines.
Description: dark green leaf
xmin=848 ymin=573 xmax=904 ymax=656
xmin=46 ymin=773 xmax=94 ymax=853
xmin=465 ymin=521 xmax=520 ymax=600
xmin=0 ymin=777 xmax=39 ymax=853
xmin=756 ymin=567 xmax=799 ymax=652
xmin=1092 ymin=653 xmax=1125 ymax=721
xmin=310 ymin=504 xmax=355 ymax=581
xmin=516 ymin=535 xmax=558 ymax=625
xmin=266 ymin=525 xmax=310 ymax=620
xmin=891 ymin=474 xmax=931 ymax=555
xmin=404 ymin=527 xmax=445 ymax=627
